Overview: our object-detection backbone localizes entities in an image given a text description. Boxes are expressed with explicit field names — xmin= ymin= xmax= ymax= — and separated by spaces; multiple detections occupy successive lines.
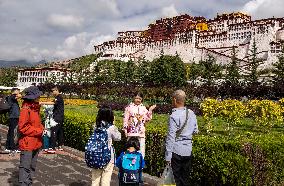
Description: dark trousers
xmin=6 ymin=118 xmax=19 ymax=150
xmin=19 ymin=150 xmax=39 ymax=186
xmin=50 ymin=124 xmax=64 ymax=149
xmin=171 ymin=152 xmax=192 ymax=186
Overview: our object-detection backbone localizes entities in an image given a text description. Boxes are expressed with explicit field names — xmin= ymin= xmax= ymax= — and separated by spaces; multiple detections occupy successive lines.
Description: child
xmin=89 ymin=105 xmax=121 ymax=186
xmin=116 ymin=137 xmax=145 ymax=186
xmin=123 ymin=92 xmax=156 ymax=157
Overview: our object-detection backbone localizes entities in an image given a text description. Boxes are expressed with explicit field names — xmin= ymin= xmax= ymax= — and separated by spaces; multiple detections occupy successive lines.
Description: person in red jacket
xmin=18 ymin=86 xmax=44 ymax=186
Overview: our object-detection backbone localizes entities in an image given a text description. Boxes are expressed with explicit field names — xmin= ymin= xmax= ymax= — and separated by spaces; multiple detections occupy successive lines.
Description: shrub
xmin=61 ymin=108 xmax=284 ymax=185
xmin=247 ymin=100 xmax=283 ymax=128
xmin=201 ymin=99 xmax=284 ymax=129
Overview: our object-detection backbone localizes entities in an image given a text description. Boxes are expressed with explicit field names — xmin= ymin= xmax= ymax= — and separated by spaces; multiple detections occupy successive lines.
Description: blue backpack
xmin=85 ymin=126 xmax=111 ymax=169
xmin=120 ymin=152 xmax=142 ymax=183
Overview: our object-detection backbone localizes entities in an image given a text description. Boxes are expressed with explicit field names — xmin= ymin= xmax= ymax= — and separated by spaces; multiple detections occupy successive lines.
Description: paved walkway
xmin=0 ymin=129 xmax=155 ymax=186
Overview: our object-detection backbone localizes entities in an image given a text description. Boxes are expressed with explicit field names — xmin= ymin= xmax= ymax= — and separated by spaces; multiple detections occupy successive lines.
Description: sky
xmin=0 ymin=0 xmax=284 ymax=63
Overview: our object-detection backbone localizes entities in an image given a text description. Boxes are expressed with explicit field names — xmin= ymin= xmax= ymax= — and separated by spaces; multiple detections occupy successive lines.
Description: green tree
xmin=0 ymin=67 xmax=18 ymax=86
xmin=149 ymin=54 xmax=186 ymax=86
xmin=69 ymin=54 xmax=98 ymax=84
xmin=187 ymin=62 xmax=201 ymax=85
xmin=226 ymin=46 xmax=241 ymax=84
xmin=273 ymin=44 xmax=284 ymax=83
xmin=199 ymin=55 xmax=223 ymax=85
xmin=244 ymin=39 xmax=264 ymax=84
xmin=134 ymin=57 xmax=151 ymax=84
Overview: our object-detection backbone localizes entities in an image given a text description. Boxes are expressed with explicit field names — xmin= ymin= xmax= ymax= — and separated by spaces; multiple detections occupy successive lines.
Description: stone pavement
xmin=0 ymin=128 xmax=156 ymax=186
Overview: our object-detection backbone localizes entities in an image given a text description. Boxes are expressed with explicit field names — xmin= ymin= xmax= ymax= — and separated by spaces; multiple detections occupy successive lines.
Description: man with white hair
xmin=165 ymin=90 xmax=198 ymax=186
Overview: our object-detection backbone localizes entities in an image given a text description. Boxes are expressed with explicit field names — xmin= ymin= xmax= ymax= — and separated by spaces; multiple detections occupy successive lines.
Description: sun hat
xmin=23 ymin=86 xmax=42 ymax=100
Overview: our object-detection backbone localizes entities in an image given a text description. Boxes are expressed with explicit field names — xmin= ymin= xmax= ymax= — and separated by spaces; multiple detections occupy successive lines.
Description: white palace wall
xmin=94 ymin=15 xmax=284 ymax=69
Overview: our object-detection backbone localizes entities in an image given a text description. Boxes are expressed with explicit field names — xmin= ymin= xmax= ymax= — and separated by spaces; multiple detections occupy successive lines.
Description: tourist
xmin=41 ymin=104 xmax=56 ymax=151
xmin=165 ymin=90 xmax=199 ymax=186
xmin=5 ymin=88 xmax=21 ymax=153
xmin=91 ymin=105 xmax=121 ymax=186
xmin=40 ymin=86 xmax=64 ymax=153
xmin=116 ymin=136 xmax=145 ymax=186
xmin=123 ymin=92 xmax=156 ymax=157
xmin=18 ymin=86 xmax=44 ymax=186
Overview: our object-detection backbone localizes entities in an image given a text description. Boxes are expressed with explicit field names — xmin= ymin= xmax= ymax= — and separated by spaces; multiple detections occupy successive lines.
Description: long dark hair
xmin=96 ymin=105 xmax=114 ymax=128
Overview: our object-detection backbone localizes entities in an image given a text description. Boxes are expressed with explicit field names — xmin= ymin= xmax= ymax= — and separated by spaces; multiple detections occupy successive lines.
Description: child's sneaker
xmin=47 ymin=148 xmax=56 ymax=154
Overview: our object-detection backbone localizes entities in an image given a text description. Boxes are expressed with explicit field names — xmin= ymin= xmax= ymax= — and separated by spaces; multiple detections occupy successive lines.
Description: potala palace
xmin=94 ymin=12 xmax=284 ymax=68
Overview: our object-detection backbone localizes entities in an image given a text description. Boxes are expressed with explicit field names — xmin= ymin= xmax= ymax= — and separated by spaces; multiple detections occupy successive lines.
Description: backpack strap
xmin=176 ymin=108 xmax=189 ymax=139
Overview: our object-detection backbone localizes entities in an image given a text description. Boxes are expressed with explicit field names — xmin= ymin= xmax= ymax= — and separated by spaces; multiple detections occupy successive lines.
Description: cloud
xmin=53 ymin=32 xmax=115 ymax=60
xmin=161 ymin=4 xmax=179 ymax=17
xmin=1 ymin=0 xmax=284 ymax=63
xmin=242 ymin=0 xmax=266 ymax=14
xmin=241 ymin=0 xmax=284 ymax=19
xmin=47 ymin=14 xmax=84 ymax=30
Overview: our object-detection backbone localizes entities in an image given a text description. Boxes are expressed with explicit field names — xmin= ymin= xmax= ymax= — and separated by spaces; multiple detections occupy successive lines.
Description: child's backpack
xmin=85 ymin=125 xmax=111 ymax=169
xmin=0 ymin=95 xmax=10 ymax=114
xmin=120 ymin=152 xmax=142 ymax=184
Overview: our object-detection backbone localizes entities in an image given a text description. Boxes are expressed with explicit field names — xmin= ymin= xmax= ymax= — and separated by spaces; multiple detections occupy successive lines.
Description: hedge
xmin=1 ymin=101 xmax=283 ymax=185
xmin=62 ymin=109 xmax=284 ymax=185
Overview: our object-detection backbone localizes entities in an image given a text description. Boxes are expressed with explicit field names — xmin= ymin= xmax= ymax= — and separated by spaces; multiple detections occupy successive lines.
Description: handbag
xmin=158 ymin=165 xmax=176 ymax=186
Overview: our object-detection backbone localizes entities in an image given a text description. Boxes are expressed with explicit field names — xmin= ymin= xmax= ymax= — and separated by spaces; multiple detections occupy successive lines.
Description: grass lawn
xmin=65 ymin=104 xmax=284 ymax=138
xmin=63 ymin=104 xmax=284 ymax=183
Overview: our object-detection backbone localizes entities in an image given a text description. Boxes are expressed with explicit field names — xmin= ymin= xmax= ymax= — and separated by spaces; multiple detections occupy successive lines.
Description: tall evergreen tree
xmin=199 ymin=55 xmax=223 ymax=85
xmin=226 ymin=46 xmax=241 ymax=85
xmin=273 ymin=43 xmax=284 ymax=83
xmin=150 ymin=55 xmax=186 ymax=86
xmin=245 ymin=39 xmax=264 ymax=84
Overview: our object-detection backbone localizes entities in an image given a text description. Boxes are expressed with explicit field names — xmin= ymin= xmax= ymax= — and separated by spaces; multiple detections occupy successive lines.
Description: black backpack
xmin=0 ymin=95 xmax=10 ymax=114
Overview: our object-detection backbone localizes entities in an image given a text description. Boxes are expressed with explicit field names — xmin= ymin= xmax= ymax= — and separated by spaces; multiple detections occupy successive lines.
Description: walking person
xmin=85 ymin=105 xmax=121 ymax=186
xmin=5 ymin=88 xmax=21 ymax=153
xmin=116 ymin=137 xmax=145 ymax=186
xmin=123 ymin=92 xmax=156 ymax=157
xmin=18 ymin=86 xmax=44 ymax=186
xmin=40 ymin=86 xmax=64 ymax=153
xmin=165 ymin=90 xmax=199 ymax=186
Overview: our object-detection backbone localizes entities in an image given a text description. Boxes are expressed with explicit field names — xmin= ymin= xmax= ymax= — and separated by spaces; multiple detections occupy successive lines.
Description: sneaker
xmin=4 ymin=149 xmax=11 ymax=153
xmin=46 ymin=148 xmax=56 ymax=154
xmin=14 ymin=150 xmax=21 ymax=153
xmin=57 ymin=146 xmax=64 ymax=151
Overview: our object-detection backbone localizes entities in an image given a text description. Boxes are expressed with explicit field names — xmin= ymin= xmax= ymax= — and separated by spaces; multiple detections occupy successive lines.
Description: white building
xmin=93 ymin=12 xmax=284 ymax=69
xmin=17 ymin=67 xmax=71 ymax=88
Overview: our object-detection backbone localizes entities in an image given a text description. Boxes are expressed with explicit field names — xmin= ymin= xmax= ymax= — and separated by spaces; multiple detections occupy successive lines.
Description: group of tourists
xmin=2 ymin=85 xmax=198 ymax=186
xmin=87 ymin=89 xmax=198 ymax=186
xmin=2 ymin=85 xmax=65 ymax=185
